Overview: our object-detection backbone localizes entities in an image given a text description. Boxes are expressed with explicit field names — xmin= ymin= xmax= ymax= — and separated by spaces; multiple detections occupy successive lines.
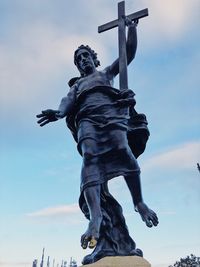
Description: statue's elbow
xmin=127 ymin=53 xmax=135 ymax=64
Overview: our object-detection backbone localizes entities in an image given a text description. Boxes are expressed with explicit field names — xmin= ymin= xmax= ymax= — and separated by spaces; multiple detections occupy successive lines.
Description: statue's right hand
xmin=124 ymin=17 xmax=139 ymax=27
xmin=36 ymin=109 xmax=60 ymax=127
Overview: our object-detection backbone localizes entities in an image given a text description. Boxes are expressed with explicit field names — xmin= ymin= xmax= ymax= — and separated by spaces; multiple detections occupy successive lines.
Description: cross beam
xmin=98 ymin=7 xmax=148 ymax=33
xmin=98 ymin=1 xmax=148 ymax=90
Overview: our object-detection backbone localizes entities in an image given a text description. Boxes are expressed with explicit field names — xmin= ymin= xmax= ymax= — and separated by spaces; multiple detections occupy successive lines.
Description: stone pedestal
xmin=80 ymin=256 xmax=151 ymax=267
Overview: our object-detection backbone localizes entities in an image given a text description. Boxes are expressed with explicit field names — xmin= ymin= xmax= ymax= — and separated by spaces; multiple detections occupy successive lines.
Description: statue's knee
xmin=83 ymin=152 xmax=98 ymax=164
xmin=83 ymin=152 xmax=93 ymax=160
xmin=118 ymin=146 xmax=129 ymax=155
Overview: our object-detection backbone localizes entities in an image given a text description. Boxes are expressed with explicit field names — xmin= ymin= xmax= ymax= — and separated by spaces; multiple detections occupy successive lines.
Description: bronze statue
xmin=37 ymin=2 xmax=158 ymax=264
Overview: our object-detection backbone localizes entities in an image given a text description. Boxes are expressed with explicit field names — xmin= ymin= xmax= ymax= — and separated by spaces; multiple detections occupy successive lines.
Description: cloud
xmin=0 ymin=22 xmax=108 ymax=111
xmin=148 ymin=0 xmax=199 ymax=37
xmin=0 ymin=2 xmax=110 ymax=116
xmin=1 ymin=0 xmax=200 ymax=118
xmin=126 ymin=0 xmax=200 ymax=52
xmin=27 ymin=203 xmax=79 ymax=218
xmin=143 ymin=141 xmax=200 ymax=171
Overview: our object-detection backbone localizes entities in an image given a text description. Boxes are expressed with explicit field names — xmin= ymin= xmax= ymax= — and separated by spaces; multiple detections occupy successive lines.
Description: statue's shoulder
xmin=100 ymin=66 xmax=110 ymax=75
xmin=68 ymin=77 xmax=80 ymax=87
xmin=99 ymin=65 xmax=115 ymax=81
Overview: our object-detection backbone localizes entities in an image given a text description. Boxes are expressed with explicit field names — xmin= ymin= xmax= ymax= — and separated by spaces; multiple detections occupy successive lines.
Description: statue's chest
xmin=77 ymin=72 xmax=110 ymax=93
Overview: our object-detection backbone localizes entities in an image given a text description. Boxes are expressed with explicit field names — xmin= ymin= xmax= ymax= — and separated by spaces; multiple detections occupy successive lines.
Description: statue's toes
xmin=88 ymin=237 xmax=98 ymax=249
xmin=81 ymin=235 xmax=89 ymax=249
xmin=145 ymin=218 xmax=153 ymax=228
xmin=150 ymin=211 xmax=159 ymax=226
xmin=81 ymin=234 xmax=98 ymax=249
xmin=152 ymin=215 xmax=159 ymax=226
xmin=145 ymin=213 xmax=159 ymax=227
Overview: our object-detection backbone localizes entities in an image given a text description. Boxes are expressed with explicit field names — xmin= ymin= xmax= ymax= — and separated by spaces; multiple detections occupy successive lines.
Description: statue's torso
xmin=76 ymin=70 xmax=114 ymax=95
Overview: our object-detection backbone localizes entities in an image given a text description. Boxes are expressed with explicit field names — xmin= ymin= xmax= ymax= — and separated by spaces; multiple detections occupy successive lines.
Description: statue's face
xmin=75 ymin=48 xmax=96 ymax=75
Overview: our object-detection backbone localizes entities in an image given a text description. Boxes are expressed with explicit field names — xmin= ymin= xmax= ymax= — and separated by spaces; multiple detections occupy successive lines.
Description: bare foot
xmin=81 ymin=217 xmax=102 ymax=249
xmin=135 ymin=202 xmax=159 ymax=227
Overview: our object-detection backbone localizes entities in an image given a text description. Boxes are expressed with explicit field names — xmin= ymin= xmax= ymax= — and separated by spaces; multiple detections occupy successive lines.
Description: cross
xmin=98 ymin=1 xmax=148 ymax=90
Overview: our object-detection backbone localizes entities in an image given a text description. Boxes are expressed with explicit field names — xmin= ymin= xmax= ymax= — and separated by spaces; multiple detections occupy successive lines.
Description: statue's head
xmin=74 ymin=45 xmax=100 ymax=76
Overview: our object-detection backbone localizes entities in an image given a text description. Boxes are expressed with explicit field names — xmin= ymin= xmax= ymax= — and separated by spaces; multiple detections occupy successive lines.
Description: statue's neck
xmin=81 ymin=68 xmax=97 ymax=77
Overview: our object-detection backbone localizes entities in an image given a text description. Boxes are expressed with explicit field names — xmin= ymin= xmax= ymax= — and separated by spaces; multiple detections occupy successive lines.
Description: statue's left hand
xmin=36 ymin=109 xmax=60 ymax=127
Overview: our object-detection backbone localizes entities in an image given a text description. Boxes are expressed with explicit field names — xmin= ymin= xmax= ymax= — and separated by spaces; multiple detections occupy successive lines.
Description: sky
xmin=0 ymin=0 xmax=200 ymax=266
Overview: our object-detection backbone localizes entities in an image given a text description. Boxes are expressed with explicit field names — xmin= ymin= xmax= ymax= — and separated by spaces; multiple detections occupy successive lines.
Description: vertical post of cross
xmin=118 ymin=1 xmax=128 ymax=90
xmin=98 ymin=1 xmax=148 ymax=90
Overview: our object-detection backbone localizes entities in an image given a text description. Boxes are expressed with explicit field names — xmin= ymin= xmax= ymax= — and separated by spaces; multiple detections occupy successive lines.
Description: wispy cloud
xmin=27 ymin=203 xmax=79 ymax=218
xmin=0 ymin=26 xmax=107 ymax=111
xmin=143 ymin=141 xmax=200 ymax=171
xmin=108 ymin=141 xmax=200 ymax=199
xmin=133 ymin=0 xmax=200 ymax=50
xmin=1 ymin=0 xmax=200 ymax=113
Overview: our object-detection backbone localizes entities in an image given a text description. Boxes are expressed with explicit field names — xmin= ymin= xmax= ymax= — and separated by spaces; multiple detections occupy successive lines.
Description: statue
xmin=37 ymin=1 xmax=158 ymax=265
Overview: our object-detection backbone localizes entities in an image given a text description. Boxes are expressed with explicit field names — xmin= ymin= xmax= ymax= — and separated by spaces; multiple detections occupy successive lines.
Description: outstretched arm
xmin=106 ymin=19 xmax=138 ymax=78
xmin=36 ymin=85 xmax=77 ymax=127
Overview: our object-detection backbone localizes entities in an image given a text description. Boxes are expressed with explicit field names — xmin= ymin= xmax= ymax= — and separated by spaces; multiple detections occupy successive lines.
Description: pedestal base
xmin=80 ymin=256 xmax=151 ymax=267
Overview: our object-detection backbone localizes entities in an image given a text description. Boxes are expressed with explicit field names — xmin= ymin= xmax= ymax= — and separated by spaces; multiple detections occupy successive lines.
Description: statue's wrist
xmin=55 ymin=112 xmax=63 ymax=119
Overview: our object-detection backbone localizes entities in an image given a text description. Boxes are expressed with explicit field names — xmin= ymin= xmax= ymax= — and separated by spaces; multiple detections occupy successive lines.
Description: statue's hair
xmin=74 ymin=45 xmax=100 ymax=68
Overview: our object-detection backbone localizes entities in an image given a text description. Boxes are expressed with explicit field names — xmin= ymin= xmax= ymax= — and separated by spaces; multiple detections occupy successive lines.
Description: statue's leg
xmin=81 ymin=184 xmax=103 ymax=249
xmin=124 ymin=173 xmax=159 ymax=227
xmin=80 ymin=138 xmax=103 ymax=249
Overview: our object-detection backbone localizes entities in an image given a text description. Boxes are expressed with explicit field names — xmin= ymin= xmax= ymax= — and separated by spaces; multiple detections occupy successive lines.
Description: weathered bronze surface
xmin=37 ymin=1 xmax=158 ymax=265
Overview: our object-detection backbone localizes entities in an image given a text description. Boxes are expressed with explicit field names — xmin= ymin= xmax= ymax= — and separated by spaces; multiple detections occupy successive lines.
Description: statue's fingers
xmin=42 ymin=109 xmax=57 ymax=115
xmin=42 ymin=110 xmax=52 ymax=115
xmin=37 ymin=116 xmax=48 ymax=124
xmin=36 ymin=113 xmax=44 ymax=118
xmin=39 ymin=119 xmax=50 ymax=127
xmin=133 ymin=19 xmax=139 ymax=26
xmin=123 ymin=16 xmax=132 ymax=26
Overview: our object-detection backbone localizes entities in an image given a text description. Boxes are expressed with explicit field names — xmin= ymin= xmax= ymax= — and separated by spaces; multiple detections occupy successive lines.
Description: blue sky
xmin=0 ymin=0 xmax=200 ymax=266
